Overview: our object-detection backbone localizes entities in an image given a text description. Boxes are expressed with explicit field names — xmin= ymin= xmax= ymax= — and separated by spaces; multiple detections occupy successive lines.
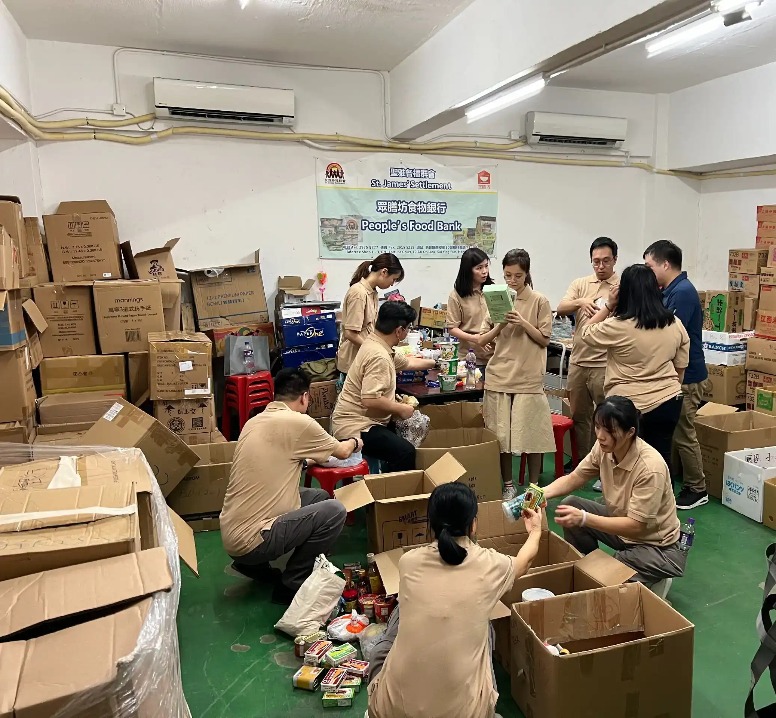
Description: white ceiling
xmin=556 ymin=4 xmax=776 ymax=93
xmin=4 ymin=0 xmax=473 ymax=71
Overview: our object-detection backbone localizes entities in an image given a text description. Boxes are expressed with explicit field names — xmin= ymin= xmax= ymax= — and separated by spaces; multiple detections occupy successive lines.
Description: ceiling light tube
xmin=645 ymin=15 xmax=722 ymax=56
xmin=465 ymin=75 xmax=547 ymax=123
xmin=713 ymin=0 xmax=761 ymax=14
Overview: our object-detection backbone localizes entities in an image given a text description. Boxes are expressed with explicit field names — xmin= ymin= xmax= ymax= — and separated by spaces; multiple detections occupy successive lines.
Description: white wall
xmin=0 ymin=0 xmax=30 ymax=105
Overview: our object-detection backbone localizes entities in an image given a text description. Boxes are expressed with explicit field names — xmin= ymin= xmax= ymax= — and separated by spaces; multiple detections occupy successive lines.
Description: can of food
xmin=294 ymin=636 xmax=306 ymax=658
xmin=374 ymin=595 xmax=396 ymax=623
xmin=359 ymin=594 xmax=376 ymax=619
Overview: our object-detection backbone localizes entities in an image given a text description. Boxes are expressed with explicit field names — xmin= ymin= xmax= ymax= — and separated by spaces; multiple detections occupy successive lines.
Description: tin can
xmin=294 ymin=636 xmax=306 ymax=658
xmin=359 ymin=594 xmax=377 ymax=619
xmin=374 ymin=595 xmax=396 ymax=623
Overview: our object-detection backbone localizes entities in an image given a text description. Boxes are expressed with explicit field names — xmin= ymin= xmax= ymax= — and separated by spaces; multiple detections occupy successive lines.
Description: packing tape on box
xmin=0 ymin=503 xmax=137 ymax=530
xmin=621 ymin=643 xmax=641 ymax=681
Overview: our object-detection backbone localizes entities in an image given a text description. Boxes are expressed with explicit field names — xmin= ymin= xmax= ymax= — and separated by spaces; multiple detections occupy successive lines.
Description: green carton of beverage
xmin=483 ymin=284 xmax=517 ymax=324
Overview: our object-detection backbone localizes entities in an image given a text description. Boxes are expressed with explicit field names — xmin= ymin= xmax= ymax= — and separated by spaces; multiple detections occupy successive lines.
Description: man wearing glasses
xmin=557 ymin=237 xmax=620 ymax=481
xmin=331 ymin=301 xmax=435 ymax=472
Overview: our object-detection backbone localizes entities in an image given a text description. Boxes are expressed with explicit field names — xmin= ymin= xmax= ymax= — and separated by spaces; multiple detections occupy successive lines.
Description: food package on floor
xmin=339 ymin=658 xmax=370 ymax=678
xmin=320 ymin=668 xmax=348 ymax=691
xmin=395 ymin=409 xmax=431 ymax=448
xmin=325 ymin=643 xmax=358 ymax=667
xmin=275 ymin=555 xmax=345 ymax=638
xmin=327 ymin=611 xmax=370 ymax=641
xmin=322 ymin=688 xmax=355 ymax=708
xmin=341 ymin=675 xmax=362 ymax=693
xmin=292 ymin=665 xmax=325 ymax=691
xmin=303 ymin=640 xmax=334 ymax=667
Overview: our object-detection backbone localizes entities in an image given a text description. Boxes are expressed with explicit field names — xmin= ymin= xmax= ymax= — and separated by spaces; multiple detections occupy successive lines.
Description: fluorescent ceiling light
xmin=465 ymin=75 xmax=547 ymax=123
xmin=645 ymin=15 xmax=722 ymax=56
xmin=239 ymin=0 xmax=250 ymax=8
xmin=713 ymin=0 xmax=761 ymax=14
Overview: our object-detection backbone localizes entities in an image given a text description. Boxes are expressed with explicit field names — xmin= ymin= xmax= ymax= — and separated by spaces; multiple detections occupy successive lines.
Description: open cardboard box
xmin=511 ymin=582 xmax=694 ymax=718
xmin=167 ymin=442 xmax=236 ymax=518
xmin=121 ymin=237 xmax=180 ymax=281
xmin=335 ymin=453 xmax=467 ymax=553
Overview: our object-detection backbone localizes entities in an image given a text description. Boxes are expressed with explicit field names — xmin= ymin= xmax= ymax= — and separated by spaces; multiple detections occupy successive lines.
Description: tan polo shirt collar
xmin=586 ymin=271 xmax=619 ymax=286
xmin=609 ymin=437 xmax=641 ymax=473
xmin=371 ymin=333 xmax=397 ymax=355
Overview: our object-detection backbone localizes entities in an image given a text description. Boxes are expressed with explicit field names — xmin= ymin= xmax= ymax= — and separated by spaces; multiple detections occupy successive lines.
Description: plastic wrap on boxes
xmin=0 ymin=442 xmax=191 ymax=718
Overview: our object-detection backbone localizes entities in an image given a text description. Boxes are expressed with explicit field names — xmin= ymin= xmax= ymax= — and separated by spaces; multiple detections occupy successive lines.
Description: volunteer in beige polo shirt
xmin=474 ymin=249 xmax=555 ymax=500
xmin=367 ymin=482 xmax=543 ymax=718
xmin=579 ymin=263 xmax=689 ymax=474
xmin=543 ymin=396 xmax=685 ymax=592
xmin=220 ymin=368 xmax=362 ymax=605
xmin=332 ymin=301 xmax=435 ymax=472
xmin=446 ymin=247 xmax=494 ymax=374
xmin=337 ymin=253 xmax=405 ymax=375
xmin=556 ymin=237 xmax=619 ymax=465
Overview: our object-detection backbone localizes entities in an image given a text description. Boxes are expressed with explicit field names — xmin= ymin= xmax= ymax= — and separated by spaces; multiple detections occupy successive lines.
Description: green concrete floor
xmin=177 ymin=457 xmax=776 ymax=717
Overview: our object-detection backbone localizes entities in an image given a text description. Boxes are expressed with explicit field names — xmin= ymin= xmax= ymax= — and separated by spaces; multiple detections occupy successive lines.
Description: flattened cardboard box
xmin=190 ymin=261 xmax=269 ymax=328
xmin=153 ymin=397 xmax=214 ymax=437
xmin=335 ymin=453 xmax=467 ymax=553
xmin=43 ymin=200 xmax=122 ymax=282
xmin=0 ymin=195 xmax=29 ymax=278
xmin=33 ymin=282 xmax=97 ymax=357
xmin=93 ymin=280 xmax=165 ymax=354
xmin=0 ymin=227 xmax=19 ymax=291
xmin=39 ymin=354 xmax=126 ymax=395
xmin=21 ymin=217 xmax=49 ymax=288
xmin=167 ymin=441 xmax=236 ymax=517
xmin=511 ymin=583 xmax=694 ymax=718
xmin=82 ymin=398 xmax=199 ymax=496
xmin=0 ymin=346 xmax=36 ymax=423
xmin=121 ymin=237 xmax=179 ymax=281
xmin=148 ymin=331 xmax=212 ymax=400
xmin=37 ymin=390 xmax=124 ymax=425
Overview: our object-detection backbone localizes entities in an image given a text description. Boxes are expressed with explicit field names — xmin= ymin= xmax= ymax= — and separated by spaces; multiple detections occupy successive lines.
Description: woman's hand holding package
xmin=522 ymin=507 xmax=543 ymax=534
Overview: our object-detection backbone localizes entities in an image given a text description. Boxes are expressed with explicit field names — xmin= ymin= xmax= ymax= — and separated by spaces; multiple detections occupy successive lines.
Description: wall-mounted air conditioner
xmin=525 ymin=111 xmax=627 ymax=149
xmin=153 ymin=78 xmax=295 ymax=126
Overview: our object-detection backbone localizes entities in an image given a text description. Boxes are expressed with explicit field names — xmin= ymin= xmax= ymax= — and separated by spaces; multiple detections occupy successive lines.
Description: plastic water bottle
xmin=465 ymin=347 xmax=477 ymax=389
xmin=242 ymin=340 xmax=256 ymax=374
xmin=679 ymin=517 xmax=695 ymax=552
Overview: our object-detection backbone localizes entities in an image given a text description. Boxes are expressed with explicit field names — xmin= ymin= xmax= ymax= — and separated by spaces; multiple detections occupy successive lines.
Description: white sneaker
xmin=592 ymin=479 xmax=602 ymax=492
xmin=649 ymin=578 xmax=673 ymax=600
xmin=502 ymin=484 xmax=518 ymax=501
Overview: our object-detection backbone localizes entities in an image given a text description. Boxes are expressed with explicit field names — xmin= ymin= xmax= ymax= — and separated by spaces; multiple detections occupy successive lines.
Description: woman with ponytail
xmin=366 ymin=483 xmax=542 ymax=718
xmin=336 ymin=253 xmax=405 ymax=376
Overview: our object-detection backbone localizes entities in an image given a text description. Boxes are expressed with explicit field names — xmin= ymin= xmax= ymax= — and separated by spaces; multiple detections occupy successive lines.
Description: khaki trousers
xmin=566 ymin=364 xmax=606 ymax=457
xmin=671 ymin=382 xmax=707 ymax=493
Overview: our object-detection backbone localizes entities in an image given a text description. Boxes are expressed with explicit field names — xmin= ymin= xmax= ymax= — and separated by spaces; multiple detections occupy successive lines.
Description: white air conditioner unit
xmin=525 ymin=111 xmax=627 ymax=149
xmin=153 ymin=78 xmax=295 ymax=126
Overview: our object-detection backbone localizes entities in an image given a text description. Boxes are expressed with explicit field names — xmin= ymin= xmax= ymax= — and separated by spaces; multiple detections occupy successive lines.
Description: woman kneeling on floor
xmin=365 ymin=483 xmax=542 ymax=718
xmin=542 ymin=395 xmax=686 ymax=592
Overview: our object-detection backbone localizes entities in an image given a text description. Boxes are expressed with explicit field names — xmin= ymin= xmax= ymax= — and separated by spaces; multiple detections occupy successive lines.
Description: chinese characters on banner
xmin=316 ymin=157 xmax=498 ymax=259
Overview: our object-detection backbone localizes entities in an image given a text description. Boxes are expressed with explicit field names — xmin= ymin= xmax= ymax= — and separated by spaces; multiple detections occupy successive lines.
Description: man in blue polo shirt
xmin=644 ymin=240 xmax=709 ymax=510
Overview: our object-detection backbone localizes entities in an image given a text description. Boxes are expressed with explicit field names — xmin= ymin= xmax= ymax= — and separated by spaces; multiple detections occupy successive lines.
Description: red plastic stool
xmin=517 ymin=414 xmax=579 ymax=485
xmin=222 ymin=371 xmax=274 ymax=439
xmin=304 ymin=459 xmax=370 ymax=526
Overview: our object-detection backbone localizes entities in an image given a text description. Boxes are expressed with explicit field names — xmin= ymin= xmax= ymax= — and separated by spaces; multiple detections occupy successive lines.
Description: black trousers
xmin=361 ymin=424 xmax=415 ymax=473
xmin=640 ymin=395 xmax=682 ymax=477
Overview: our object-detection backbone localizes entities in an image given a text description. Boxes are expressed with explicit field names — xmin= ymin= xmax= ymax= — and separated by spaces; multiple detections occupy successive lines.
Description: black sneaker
xmin=676 ymin=488 xmax=709 ymax=510
xmin=271 ymin=583 xmax=298 ymax=606
xmin=228 ymin=561 xmax=281 ymax=583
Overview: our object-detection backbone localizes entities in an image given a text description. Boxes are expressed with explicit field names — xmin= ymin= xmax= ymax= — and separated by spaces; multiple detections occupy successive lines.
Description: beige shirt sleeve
xmin=362 ymin=354 xmax=395 ymax=399
xmin=393 ymin=352 xmax=410 ymax=371
xmin=561 ymin=278 xmax=581 ymax=304
xmin=673 ymin=319 xmax=690 ymax=369
xmin=574 ymin=442 xmax=602 ymax=482
xmin=536 ymin=295 xmax=553 ymax=337
xmin=627 ymin=469 xmax=663 ymax=523
xmin=294 ymin=420 xmax=341 ymax=463
xmin=342 ymin=286 xmax=367 ymax=331
xmin=579 ymin=317 xmax=619 ymax=349
xmin=446 ymin=291 xmax=463 ymax=329
xmin=491 ymin=549 xmax=517 ymax=598
xmin=480 ymin=311 xmax=494 ymax=333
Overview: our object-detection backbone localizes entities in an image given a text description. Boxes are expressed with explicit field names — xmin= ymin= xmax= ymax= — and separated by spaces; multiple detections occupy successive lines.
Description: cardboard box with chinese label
xmin=148 ymin=331 xmax=212 ymax=400
xmin=153 ymin=398 xmax=214 ymax=438
xmin=703 ymin=364 xmax=746 ymax=406
xmin=37 ymin=390 xmax=123 ymax=425
xmin=722 ymin=446 xmax=776 ymax=522
xmin=729 ymin=271 xmax=761 ymax=298
xmin=747 ymin=370 xmax=776 ymax=410
xmin=729 ymin=248 xmax=769 ymax=275
xmin=21 ymin=217 xmax=49 ymax=288
xmin=745 ymin=296 xmax=760 ymax=331
xmin=93 ymin=280 xmax=165 ymax=354
xmin=43 ymin=200 xmax=122 ymax=282
xmin=0 ymin=226 xmax=20 ymax=291
xmin=32 ymin=282 xmax=97 ymax=357
xmin=167 ymin=441 xmax=236 ymax=518
xmin=510 ymin=582 xmax=693 ymax=718
xmin=39 ymin=354 xmax=126 ymax=395
xmin=335 ymin=453 xmax=467 ymax=553
xmin=761 ymin=284 xmax=776 ymax=314
xmin=756 ymin=310 xmax=776 ymax=340
xmin=748 ymin=337 xmax=776 ymax=374
xmin=409 ymin=297 xmax=447 ymax=330
xmin=121 ymin=237 xmax=179 ymax=281
xmin=190 ymin=259 xmax=268 ymax=329
xmin=0 ymin=195 xmax=29 ymax=278
xmin=760 ymin=205 xmax=776 ymax=222
xmin=699 ymin=290 xmax=745 ymax=333
xmin=309 ymin=380 xmax=338 ymax=419
xmin=0 ymin=346 xmax=36 ymax=423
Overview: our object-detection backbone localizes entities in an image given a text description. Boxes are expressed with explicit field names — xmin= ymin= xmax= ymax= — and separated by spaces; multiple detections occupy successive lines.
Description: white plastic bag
xmin=327 ymin=610 xmax=370 ymax=642
xmin=274 ymin=555 xmax=345 ymax=638
xmin=321 ymin=452 xmax=364 ymax=468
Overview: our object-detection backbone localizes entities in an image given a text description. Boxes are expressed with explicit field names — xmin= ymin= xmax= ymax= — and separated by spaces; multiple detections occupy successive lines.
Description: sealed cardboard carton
xmin=761 ymin=284 xmax=776 ymax=313
xmin=207 ymin=322 xmax=275 ymax=356
xmin=128 ymin=351 xmax=150 ymax=405
xmin=729 ymin=271 xmax=761 ymax=298
xmin=748 ymin=337 xmax=776 ymax=373
xmin=121 ymin=237 xmax=179 ymax=280
xmin=39 ymin=354 xmax=126 ymax=395
xmin=93 ymin=280 xmax=165 ymax=354
xmin=756 ymin=310 xmax=776 ymax=340
xmin=0 ymin=416 xmax=35 ymax=444
xmin=20 ymin=217 xmax=49 ymax=288
xmin=699 ymin=290 xmax=745 ymax=333
xmin=148 ymin=331 xmax=212 ymax=400
xmin=761 ymin=222 xmax=776 ymax=239
xmin=511 ymin=583 xmax=694 ymax=718
xmin=82 ymin=398 xmax=199 ymax=496
xmin=153 ymin=398 xmax=214 ymax=437
xmin=722 ymin=446 xmax=776 ymax=522
xmin=190 ymin=260 xmax=268 ymax=328
xmin=0 ymin=291 xmax=26 ymax=350
xmin=161 ymin=278 xmax=183 ymax=331
xmin=0 ymin=195 xmax=28 ymax=278
xmin=32 ymin=282 xmax=97 ymax=357
xmin=0 ymin=226 xmax=20 ymax=290
xmin=695 ymin=410 xmax=776 ymax=498
xmin=0 ymin=346 xmax=35 ymax=423
xmin=729 ymin=248 xmax=768 ymax=275
xmin=759 ymin=205 xmax=776 ymax=222
xmin=745 ymin=295 xmax=760 ymax=330
xmin=747 ymin=369 xmax=776 ymax=410
xmin=32 ymin=422 xmax=93 ymax=445
xmin=702 ymin=364 xmax=746 ymax=405
xmin=276 ymin=275 xmax=315 ymax=307
xmin=281 ymin=307 xmax=338 ymax=348
xmin=335 ymin=453 xmax=467 ymax=553
xmin=167 ymin=442 xmax=236 ymax=517
xmin=37 ymin=390 xmax=123 ymax=425
xmin=309 ymin=380 xmax=338 ymax=419
xmin=44 ymin=200 xmax=122 ymax=282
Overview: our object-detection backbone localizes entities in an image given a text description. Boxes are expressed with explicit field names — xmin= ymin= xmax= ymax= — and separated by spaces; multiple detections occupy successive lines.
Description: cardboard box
xmin=756 ymin=384 xmax=776 ymax=416
xmin=729 ymin=271 xmax=761 ymax=298
xmin=510 ymin=583 xmax=694 ymax=718
xmin=167 ymin=442 xmax=236 ymax=517
xmin=757 ymin=310 xmax=776 ymax=340
xmin=282 ymin=341 xmax=336 ymax=369
xmin=747 ymin=370 xmax=776 ymax=410
xmin=758 ymin=236 xmax=776 ymax=250
xmin=761 ymin=222 xmax=776 ymax=239
xmin=39 ymin=354 xmax=126 ymax=395
xmin=745 ymin=296 xmax=760 ymax=331
xmin=0 ymin=291 xmax=26 ymax=351
xmin=764 ymin=478 xmax=776 ymax=530
xmin=0 ymin=195 xmax=28 ymax=278
xmin=93 ymin=280 xmax=165 ymax=354
xmin=703 ymin=364 xmax=746 ymax=405
xmin=702 ymin=329 xmax=752 ymax=366
xmin=32 ymin=422 xmax=93 ymax=445
xmin=43 ymin=200 xmax=122 ymax=282
xmin=748 ymin=337 xmax=776 ymax=374
xmin=0 ymin=346 xmax=35 ymax=423
xmin=121 ymin=237 xmax=179 ymax=280
xmin=0 ymin=226 xmax=20 ymax=291
xmin=20 ymin=217 xmax=49 ymax=288
xmin=700 ymin=290 xmax=745 ymax=333
xmin=0 ymin=416 xmax=35 ymax=444
xmin=309 ymin=380 xmax=338 ymax=419
xmin=190 ymin=260 xmax=268 ymax=328
xmin=128 ymin=351 xmax=150 ymax=405
xmin=37 ymin=390 xmax=123 ymax=425
xmin=153 ymin=397 xmax=214 ymax=437
xmin=695 ymin=409 xmax=776 ymax=499
xmin=335 ymin=453 xmax=467 ymax=553
xmin=161 ymin=278 xmax=183 ymax=332
xmin=82 ymin=398 xmax=200 ymax=496
xmin=280 ymin=307 xmax=338 ymax=348
xmin=276 ymin=275 xmax=315 ymax=307
xmin=759 ymin=205 xmax=776 ymax=222
xmin=761 ymin=285 xmax=776 ymax=315
xmin=722 ymin=446 xmax=776 ymax=522
xmin=729 ymin=248 xmax=768 ymax=275
xmin=148 ymin=331 xmax=212 ymax=400
xmin=32 ymin=282 xmax=97 ymax=357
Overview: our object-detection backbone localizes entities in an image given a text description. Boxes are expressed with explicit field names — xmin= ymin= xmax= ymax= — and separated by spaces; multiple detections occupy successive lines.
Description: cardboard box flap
xmin=424 ymin=452 xmax=467 ymax=488
xmin=0 ymin=195 xmax=21 ymax=205
xmin=148 ymin=330 xmax=210 ymax=344
xmin=697 ymin=402 xmax=738 ymax=417
xmin=278 ymin=276 xmax=316 ymax=294
xmin=0 ymin=641 xmax=24 ymax=714
xmin=575 ymin=549 xmax=636 ymax=585
xmin=187 ymin=261 xmax=258 ymax=274
xmin=489 ymin=601 xmax=512 ymax=620
xmin=135 ymin=238 xmax=180 ymax=257
xmin=373 ymin=547 xmax=409 ymax=596
xmin=21 ymin=299 xmax=47 ymax=333
xmin=376 ymin=492 xmax=434 ymax=505
xmin=55 ymin=200 xmax=114 ymax=216
xmin=0 ymin=547 xmax=172 ymax=640
xmin=334 ymin=479 xmax=376 ymax=512
xmin=420 ymin=401 xmax=485 ymax=429
xmin=168 ymin=507 xmax=198 ymax=576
